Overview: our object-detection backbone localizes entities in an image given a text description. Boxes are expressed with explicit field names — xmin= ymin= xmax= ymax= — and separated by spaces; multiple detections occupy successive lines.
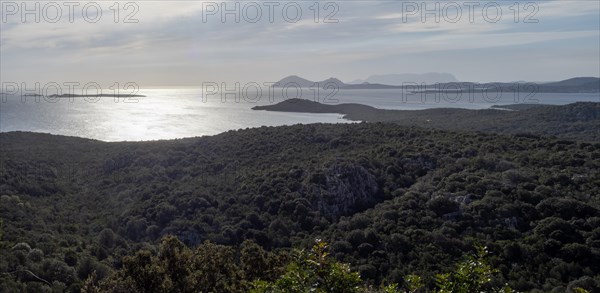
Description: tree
xmin=427 ymin=197 xmax=459 ymax=217
xmin=97 ymin=236 xmax=243 ymax=293
xmin=121 ymin=249 xmax=166 ymax=292
xmin=252 ymin=239 xmax=362 ymax=293
xmin=98 ymin=228 xmax=116 ymax=248
xmin=158 ymin=235 xmax=193 ymax=292
xmin=240 ymin=240 xmax=269 ymax=281
xmin=190 ymin=240 xmax=242 ymax=292
xmin=433 ymin=246 xmax=512 ymax=293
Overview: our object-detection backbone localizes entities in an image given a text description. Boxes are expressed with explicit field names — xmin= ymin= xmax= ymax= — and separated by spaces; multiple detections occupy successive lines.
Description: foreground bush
xmin=80 ymin=236 xmax=595 ymax=293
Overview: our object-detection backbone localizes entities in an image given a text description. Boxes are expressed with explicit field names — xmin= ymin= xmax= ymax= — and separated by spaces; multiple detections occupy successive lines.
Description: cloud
xmin=537 ymin=0 xmax=600 ymax=18
xmin=1 ymin=0 xmax=598 ymax=85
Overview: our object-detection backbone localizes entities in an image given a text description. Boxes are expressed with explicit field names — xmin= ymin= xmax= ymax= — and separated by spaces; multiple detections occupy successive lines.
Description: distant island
xmin=489 ymin=104 xmax=546 ymax=111
xmin=349 ymin=72 xmax=458 ymax=85
xmin=273 ymin=76 xmax=600 ymax=93
xmin=252 ymin=98 xmax=378 ymax=114
xmin=253 ymin=99 xmax=600 ymax=142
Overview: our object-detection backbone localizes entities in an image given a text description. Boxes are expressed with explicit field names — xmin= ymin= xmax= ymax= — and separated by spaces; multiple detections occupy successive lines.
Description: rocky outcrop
xmin=304 ymin=162 xmax=379 ymax=219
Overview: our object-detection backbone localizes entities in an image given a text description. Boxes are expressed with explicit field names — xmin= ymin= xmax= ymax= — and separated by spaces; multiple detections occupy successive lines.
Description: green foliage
xmin=433 ymin=246 xmax=508 ymax=293
xmin=95 ymin=236 xmax=243 ymax=292
xmin=90 ymin=235 xmax=292 ymax=293
xmin=81 ymin=271 xmax=100 ymax=293
xmin=1 ymin=123 xmax=599 ymax=291
xmin=89 ymin=238 xmax=528 ymax=293
xmin=403 ymin=275 xmax=423 ymax=293
xmin=253 ymin=239 xmax=362 ymax=293
xmin=240 ymin=240 xmax=270 ymax=281
xmin=189 ymin=238 xmax=242 ymax=292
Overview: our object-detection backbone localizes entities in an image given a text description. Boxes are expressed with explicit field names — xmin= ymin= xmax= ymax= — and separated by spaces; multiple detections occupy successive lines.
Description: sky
xmin=1 ymin=0 xmax=599 ymax=87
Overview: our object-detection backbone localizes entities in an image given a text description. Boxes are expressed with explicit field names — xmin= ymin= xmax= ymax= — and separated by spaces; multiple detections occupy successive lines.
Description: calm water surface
xmin=1 ymin=88 xmax=598 ymax=141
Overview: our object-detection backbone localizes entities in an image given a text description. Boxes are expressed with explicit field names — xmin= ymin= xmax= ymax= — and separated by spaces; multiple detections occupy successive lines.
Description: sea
xmin=0 ymin=88 xmax=598 ymax=141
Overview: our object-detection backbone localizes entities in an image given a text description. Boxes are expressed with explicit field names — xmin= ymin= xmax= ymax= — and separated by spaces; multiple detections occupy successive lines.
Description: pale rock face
xmin=304 ymin=162 xmax=379 ymax=219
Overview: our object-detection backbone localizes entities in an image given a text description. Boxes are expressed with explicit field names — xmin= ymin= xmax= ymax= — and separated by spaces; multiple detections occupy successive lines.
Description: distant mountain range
xmin=349 ymin=73 xmax=458 ymax=85
xmin=273 ymin=76 xmax=600 ymax=93
xmin=273 ymin=75 xmax=346 ymax=88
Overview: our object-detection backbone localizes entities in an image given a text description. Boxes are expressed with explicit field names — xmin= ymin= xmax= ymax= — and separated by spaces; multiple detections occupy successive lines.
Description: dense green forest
xmin=1 ymin=121 xmax=599 ymax=292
